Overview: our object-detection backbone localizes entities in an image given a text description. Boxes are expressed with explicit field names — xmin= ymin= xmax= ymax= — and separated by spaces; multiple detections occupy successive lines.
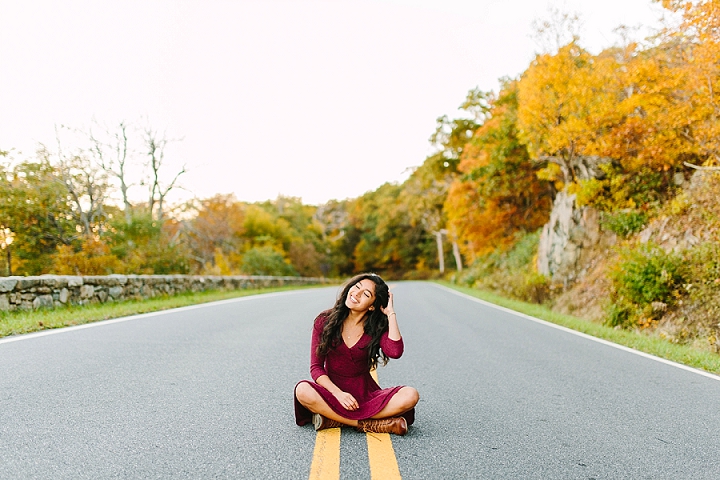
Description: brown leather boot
xmin=355 ymin=417 xmax=408 ymax=436
xmin=313 ymin=414 xmax=343 ymax=431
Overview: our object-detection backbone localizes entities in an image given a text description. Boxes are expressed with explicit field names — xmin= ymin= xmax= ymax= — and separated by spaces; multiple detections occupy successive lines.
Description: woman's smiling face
xmin=345 ymin=278 xmax=376 ymax=313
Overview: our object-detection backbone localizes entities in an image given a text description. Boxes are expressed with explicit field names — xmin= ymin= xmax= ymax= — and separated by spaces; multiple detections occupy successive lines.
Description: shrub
xmin=504 ymin=230 xmax=541 ymax=270
xmin=600 ymin=210 xmax=648 ymax=238
xmin=53 ymin=238 xmax=122 ymax=275
xmin=607 ymin=242 xmax=685 ymax=327
xmin=241 ymin=246 xmax=297 ymax=276
xmin=683 ymin=242 xmax=720 ymax=290
xmin=574 ymin=164 xmax=667 ymax=211
xmin=511 ymin=271 xmax=551 ymax=304
xmin=459 ymin=230 xmax=550 ymax=304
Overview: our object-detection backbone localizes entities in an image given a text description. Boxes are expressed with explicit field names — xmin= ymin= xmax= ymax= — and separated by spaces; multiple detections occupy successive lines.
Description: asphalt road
xmin=1 ymin=282 xmax=719 ymax=479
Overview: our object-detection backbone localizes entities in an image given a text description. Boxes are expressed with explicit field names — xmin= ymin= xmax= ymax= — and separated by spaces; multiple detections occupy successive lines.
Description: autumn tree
xmin=183 ymin=194 xmax=246 ymax=272
xmin=0 ymin=157 xmax=77 ymax=274
xmin=103 ymin=211 xmax=190 ymax=274
xmin=273 ymin=196 xmax=325 ymax=277
xmin=42 ymin=144 xmax=111 ymax=238
xmin=348 ymin=183 xmax=421 ymax=276
xmin=658 ymin=0 xmax=720 ymax=166
xmin=517 ymin=42 xmax=622 ymax=187
xmin=314 ymin=199 xmax=355 ymax=276
xmin=516 ymin=32 xmax=697 ymax=216
xmin=446 ymin=81 xmax=552 ymax=262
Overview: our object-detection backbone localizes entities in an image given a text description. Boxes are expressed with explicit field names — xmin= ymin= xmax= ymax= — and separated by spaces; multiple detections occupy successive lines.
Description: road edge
xmin=433 ymin=282 xmax=720 ymax=383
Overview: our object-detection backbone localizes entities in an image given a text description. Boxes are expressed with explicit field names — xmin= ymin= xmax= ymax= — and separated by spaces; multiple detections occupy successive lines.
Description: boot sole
xmin=312 ymin=413 xmax=322 ymax=430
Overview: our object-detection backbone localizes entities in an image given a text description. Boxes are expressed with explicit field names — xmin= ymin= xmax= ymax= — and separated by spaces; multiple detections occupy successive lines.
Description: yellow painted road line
xmin=367 ymin=368 xmax=403 ymax=479
xmin=307 ymin=369 xmax=402 ymax=479
xmin=309 ymin=427 xmax=341 ymax=480
xmin=367 ymin=432 xmax=402 ymax=479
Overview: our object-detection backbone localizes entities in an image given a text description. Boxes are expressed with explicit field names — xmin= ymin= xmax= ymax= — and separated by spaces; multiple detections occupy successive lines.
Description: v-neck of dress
xmin=343 ymin=333 xmax=366 ymax=350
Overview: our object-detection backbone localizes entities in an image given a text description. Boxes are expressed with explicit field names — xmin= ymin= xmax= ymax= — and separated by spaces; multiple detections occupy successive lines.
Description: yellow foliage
xmin=517 ymin=43 xmax=621 ymax=178
xmin=517 ymin=20 xmax=719 ymax=176
xmin=446 ymin=181 xmax=511 ymax=261
xmin=536 ymin=163 xmax=563 ymax=182
xmin=53 ymin=237 xmax=122 ymax=275
xmin=668 ymin=191 xmax=691 ymax=215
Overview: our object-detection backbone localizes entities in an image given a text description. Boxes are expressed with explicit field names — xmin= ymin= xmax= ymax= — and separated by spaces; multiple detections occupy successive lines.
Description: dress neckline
xmin=343 ymin=333 xmax=367 ymax=350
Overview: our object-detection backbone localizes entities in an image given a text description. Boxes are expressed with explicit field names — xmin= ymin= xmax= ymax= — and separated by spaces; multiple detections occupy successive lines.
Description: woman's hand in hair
xmin=382 ymin=291 xmax=402 ymax=341
xmin=381 ymin=291 xmax=395 ymax=317
xmin=333 ymin=391 xmax=359 ymax=411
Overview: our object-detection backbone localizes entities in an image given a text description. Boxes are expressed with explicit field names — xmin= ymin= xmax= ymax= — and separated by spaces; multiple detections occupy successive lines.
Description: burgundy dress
xmin=294 ymin=311 xmax=415 ymax=426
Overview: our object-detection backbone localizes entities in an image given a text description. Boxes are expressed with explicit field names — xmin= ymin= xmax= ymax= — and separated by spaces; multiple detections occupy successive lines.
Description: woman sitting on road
xmin=294 ymin=273 xmax=419 ymax=436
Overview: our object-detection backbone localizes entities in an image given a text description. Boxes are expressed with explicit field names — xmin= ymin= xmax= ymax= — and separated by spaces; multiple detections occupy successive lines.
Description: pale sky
xmin=1 ymin=0 xmax=667 ymax=206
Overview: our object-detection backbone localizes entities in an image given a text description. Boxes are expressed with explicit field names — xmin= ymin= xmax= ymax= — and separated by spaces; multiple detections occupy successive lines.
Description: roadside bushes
xmin=676 ymin=243 xmax=720 ymax=341
xmin=459 ymin=230 xmax=551 ymax=304
xmin=600 ymin=211 xmax=648 ymax=238
xmin=607 ymin=242 xmax=685 ymax=328
xmin=240 ymin=246 xmax=298 ymax=276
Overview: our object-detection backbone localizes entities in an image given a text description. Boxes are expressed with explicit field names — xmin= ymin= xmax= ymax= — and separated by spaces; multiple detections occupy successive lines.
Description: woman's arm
xmin=309 ymin=315 xmax=329 ymax=381
xmin=309 ymin=313 xmax=359 ymax=411
xmin=382 ymin=291 xmax=401 ymax=340
xmin=315 ymin=374 xmax=359 ymax=411
xmin=380 ymin=291 xmax=404 ymax=358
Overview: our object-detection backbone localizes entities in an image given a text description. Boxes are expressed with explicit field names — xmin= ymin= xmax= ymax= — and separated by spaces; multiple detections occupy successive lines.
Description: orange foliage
xmin=53 ymin=237 xmax=122 ymax=275
xmin=446 ymin=83 xmax=552 ymax=263
xmin=186 ymin=194 xmax=246 ymax=269
xmin=517 ymin=43 xmax=621 ymax=180
xmin=518 ymin=2 xmax=720 ymax=174
xmin=661 ymin=0 xmax=720 ymax=164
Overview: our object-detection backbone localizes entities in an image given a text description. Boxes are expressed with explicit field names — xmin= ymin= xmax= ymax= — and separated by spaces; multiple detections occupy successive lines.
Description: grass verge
xmin=0 ymin=285 xmax=328 ymax=339
xmin=438 ymin=281 xmax=720 ymax=376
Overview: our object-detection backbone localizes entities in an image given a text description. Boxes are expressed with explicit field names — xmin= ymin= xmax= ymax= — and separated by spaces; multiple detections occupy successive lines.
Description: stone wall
xmin=0 ymin=275 xmax=329 ymax=312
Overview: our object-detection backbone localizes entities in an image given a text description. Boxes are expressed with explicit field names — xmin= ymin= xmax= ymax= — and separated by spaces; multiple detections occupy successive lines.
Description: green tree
xmin=0 ymin=158 xmax=77 ymax=274
xmin=241 ymin=245 xmax=297 ymax=276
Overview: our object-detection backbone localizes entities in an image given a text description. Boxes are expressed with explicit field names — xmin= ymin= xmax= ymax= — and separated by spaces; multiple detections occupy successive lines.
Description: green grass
xmin=0 ymin=285 xmax=329 ymax=338
xmin=438 ymin=281 xmax=720 ymax=376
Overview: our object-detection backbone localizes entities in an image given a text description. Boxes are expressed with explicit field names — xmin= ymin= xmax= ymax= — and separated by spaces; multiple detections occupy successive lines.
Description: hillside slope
xmin=553 ymin=170 xmax=720 ymax=352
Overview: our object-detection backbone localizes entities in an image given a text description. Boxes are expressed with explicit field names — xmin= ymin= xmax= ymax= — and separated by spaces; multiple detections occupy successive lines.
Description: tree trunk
xmin=435 ymin=231 xmax=445 ymax=274
xmin=452 ymin=241 xmax=462 ymax=272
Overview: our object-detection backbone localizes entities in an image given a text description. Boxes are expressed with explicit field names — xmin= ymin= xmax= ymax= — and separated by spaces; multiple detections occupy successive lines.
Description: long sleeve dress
xmin=294 ymin=311 xmax=415 ymax=426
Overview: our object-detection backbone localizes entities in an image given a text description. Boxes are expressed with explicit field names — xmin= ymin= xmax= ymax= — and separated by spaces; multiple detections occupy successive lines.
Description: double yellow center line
xmin=308 ymin=370 xmax=402 ymax=479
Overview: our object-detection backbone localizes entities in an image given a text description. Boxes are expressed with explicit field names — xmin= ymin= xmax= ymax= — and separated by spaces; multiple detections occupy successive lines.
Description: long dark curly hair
xmin=316 ymin=273 xmax=391 ymax=370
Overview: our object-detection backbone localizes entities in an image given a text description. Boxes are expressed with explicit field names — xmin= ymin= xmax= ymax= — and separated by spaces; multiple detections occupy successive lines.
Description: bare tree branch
xmin=48 ymin=126 xmax=111 ymax=237
xmin=142 ymin=126 xmax=186 ymax=222
xmin=684 ymin=161 xmax=720 ymax=171
xmin=88 ymin=120 xmax=134 ymax=224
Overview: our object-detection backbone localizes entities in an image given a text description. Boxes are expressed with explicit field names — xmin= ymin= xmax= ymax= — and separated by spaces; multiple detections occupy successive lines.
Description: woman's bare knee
xmin=401 ymin=387 xmax=419 ymax=409
xmin=295 ymin=383 xmax=317 ymax=406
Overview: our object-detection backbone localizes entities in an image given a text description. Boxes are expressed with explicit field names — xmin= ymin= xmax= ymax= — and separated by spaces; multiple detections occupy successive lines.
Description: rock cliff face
xmin=537 ymin=191 xmax=601 ymax=282
xmin=539 ymin=169 xmax=708 ymax=284
xmin=536 ymin=156 xmax=613 ymax=284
